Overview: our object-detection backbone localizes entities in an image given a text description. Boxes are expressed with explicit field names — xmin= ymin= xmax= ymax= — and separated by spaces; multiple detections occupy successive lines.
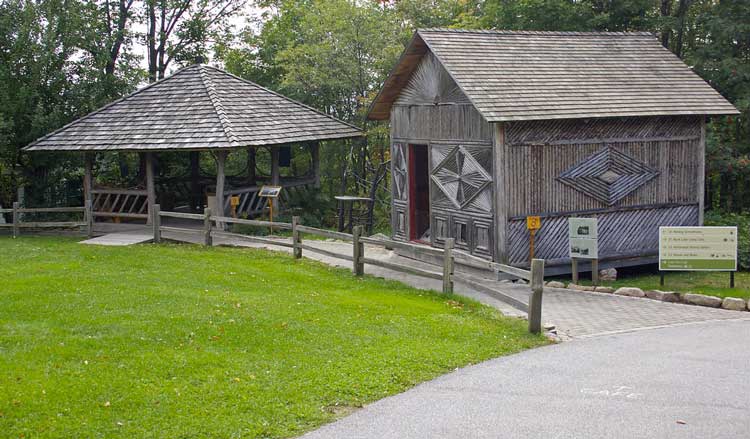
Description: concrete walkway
xmin=80 ymin=231 xmax=153 ymax=246
xmin=300 ymin=318 xmax=750 ymax=439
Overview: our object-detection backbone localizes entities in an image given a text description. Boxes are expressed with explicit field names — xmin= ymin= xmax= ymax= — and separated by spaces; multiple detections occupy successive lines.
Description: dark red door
xmin=408 ymin=144 xmax=430 ymax=242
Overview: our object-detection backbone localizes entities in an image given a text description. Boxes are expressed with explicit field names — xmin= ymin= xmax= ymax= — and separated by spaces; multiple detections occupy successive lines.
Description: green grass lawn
xmin=0 ymin=237 xmax=546 ymax=438
xmin=568 ymin=268 xmax=749 ymax=300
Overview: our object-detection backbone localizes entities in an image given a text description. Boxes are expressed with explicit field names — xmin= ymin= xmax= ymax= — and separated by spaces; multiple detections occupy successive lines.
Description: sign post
xmin=659 ymin=226 xmax=737 ymax=287
xmin=258 ymin=185 xmax=282 ymax=234
xmin=526 ymin=216 xmax=541 ymax=264
xmin=568 ymin=217 xmax=599 ymax=284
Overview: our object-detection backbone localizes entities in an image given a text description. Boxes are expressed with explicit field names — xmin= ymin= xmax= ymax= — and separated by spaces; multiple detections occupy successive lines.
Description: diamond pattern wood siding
xmin=431 ymin=144 xmax=493 ymax=211
xmin=506 ymin=205 xmax=699 ymax=265
xmin=25 ymin=65 xmax=361 ymax=151
xmin=557 ymin=147 xmax=659 ymax=205
xmin=504 ymin=117 xmax=701 ymax=217
xmin=369 ymin=29 xmax=738 ymax=121
xmin=429 ymin=141 xmax=494 ymax=257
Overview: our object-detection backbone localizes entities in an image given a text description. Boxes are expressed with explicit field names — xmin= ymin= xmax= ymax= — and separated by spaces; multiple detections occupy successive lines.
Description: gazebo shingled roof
xmin=368 ymin=29 xmax=739 ymax=121
xmin=24 ymin=64 xmax=362 ymax=152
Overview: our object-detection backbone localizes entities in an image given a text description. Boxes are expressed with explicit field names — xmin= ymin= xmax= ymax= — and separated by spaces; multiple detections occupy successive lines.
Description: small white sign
xmin=569 ymin=217 xmax=598 ymax=240
xmin=569 ymin=217 xmax=598 ymax=259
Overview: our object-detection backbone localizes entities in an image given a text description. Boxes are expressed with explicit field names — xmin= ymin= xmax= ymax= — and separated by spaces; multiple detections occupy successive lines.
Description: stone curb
xmin=559 ymin=283 xmax=748 ymax=312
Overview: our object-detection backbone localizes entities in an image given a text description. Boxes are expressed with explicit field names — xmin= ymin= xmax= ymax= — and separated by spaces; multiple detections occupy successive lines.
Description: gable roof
xmin=368 ymin=29 xmax=739 ymax=122
xmin=24 ymin=64 xmax=362 ymax=151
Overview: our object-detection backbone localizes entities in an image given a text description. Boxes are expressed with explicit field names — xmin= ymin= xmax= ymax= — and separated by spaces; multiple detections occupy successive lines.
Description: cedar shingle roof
xmin=24 ymin=64 xmax=362 ymax=151
xmin=368 ymin=29 xmax=739 ymax=121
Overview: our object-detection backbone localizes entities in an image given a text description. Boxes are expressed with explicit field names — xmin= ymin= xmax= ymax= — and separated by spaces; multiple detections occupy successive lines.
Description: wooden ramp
xmin=80 ymin=232 xmax=153 ymax=246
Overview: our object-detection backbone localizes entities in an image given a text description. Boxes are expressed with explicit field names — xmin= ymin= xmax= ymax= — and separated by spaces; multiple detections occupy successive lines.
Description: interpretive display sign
xmin=659 ymin=226 xmax=737 ymax=271
xmin=568 ymin=217 xmax=598 ymax=259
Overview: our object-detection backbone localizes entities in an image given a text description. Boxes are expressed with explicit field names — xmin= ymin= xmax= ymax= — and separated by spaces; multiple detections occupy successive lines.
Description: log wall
xmin=500 ymin=116 xmax=704 ymax=265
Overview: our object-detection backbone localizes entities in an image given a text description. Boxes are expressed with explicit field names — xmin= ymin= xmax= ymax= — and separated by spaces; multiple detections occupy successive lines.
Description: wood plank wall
xmin=501 ymin=115 xmax=703 ymax=266
xmin=504 ymin=116 xmax=702 ymax=218
xmin=391 ymin=104 xmax=492 ymax=143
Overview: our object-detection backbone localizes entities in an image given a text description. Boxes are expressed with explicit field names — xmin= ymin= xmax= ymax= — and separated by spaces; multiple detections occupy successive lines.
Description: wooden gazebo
xmin=23 ymin=64 xmax=362 ymax=223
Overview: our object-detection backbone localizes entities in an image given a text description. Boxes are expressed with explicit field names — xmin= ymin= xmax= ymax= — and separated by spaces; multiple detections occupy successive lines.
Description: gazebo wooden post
xmin=247 ymin=147 xmax=256 ymax=185
xmin=83 ymin=152 xmax=94 ymax=206
xmin=270 ymin=147 xmax=280 ymax=211
xmin=215 ymin=150 xmax=228 ymax=219
xmin=190 ymin=151 xmax=201 ymax=212
xmin=310 ymin=141 xmax=320 ymax=188
xmin=145 ymin=152 xmax=156 ymax=225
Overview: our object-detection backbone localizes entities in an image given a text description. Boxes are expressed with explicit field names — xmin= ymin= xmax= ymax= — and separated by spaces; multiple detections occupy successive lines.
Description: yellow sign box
xmin=526 ymin=216 xmax=541 ymax=231
xmin=230 ymin=196 xmax=240 ymax=207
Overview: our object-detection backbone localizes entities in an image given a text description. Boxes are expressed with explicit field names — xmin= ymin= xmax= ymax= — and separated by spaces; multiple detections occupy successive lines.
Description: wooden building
xmin=368 ymin=29 xmax=738 ymax=272
xmin=23 ymin=64 xmax=361 ymax=223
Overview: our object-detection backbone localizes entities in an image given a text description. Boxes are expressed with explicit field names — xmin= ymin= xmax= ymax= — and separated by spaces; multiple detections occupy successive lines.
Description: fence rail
xmin=152 ymin=204 xmax=545 ymax=334
xmin=2 ymin=202 xmax=93 ymax=238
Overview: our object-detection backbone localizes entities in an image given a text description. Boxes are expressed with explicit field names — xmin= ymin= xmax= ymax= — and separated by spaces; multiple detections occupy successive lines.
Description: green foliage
xmin=0 ymin=237 xmax=547 ymax=438
xmin=704 ymin=210 xmax=750 ymax=270
xmin=2 ymin=0 xmax=749 ymax=228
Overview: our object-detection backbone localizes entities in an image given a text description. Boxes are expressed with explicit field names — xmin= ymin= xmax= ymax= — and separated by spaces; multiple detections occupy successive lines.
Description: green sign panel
xmin=659 ymin=226 xmax=737 ymax=271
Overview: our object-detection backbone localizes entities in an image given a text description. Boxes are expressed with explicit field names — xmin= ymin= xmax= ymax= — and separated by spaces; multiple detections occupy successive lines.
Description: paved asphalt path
xmin=301 ymin=319 xmax=750 ymax=439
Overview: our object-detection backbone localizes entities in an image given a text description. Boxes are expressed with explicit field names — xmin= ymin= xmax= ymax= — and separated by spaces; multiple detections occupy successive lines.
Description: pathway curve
xmin=300 ymin=318 xmax=750 ymax=439
xmin=158 ymin=228 xmax=749 ymax=339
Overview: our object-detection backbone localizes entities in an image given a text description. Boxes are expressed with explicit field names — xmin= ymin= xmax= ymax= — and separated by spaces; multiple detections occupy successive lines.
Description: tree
xmin=143 ymin=0 xmax=246 ymax=82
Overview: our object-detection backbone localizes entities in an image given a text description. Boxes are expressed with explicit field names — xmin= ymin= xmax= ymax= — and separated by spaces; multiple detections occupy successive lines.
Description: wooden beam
xmin=215 ymin=150 xmax=228 ymax=219
xmin=310 ymin=142 xmax=320 ymax=188
xmin=492 ymin=122 xmax=508 ymax=264
xmin=270 ymin=147 xmax=280 ymax=211
xmin=247 ymin=148 xmax=256 ymax=185
xmin=190 ymin=151 xmax=201 ymax=212
xmin=145 ymin=152 xmax=156 ymax=225
xmin=83 ymin=152 xmax=94 ymax=204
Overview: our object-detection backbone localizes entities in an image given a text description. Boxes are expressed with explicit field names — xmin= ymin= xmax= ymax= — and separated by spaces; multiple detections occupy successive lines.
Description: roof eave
xmin=366 ymin=31 xmax=430 ymax=121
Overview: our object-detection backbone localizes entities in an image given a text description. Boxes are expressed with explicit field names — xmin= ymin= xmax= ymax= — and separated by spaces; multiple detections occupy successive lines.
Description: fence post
xmin=442 ymin=238 xmax=455 ymax=294
xmin=591 ymin=259 xmax=599 ymax=286
xmin=152 ymin=204 xmax=161 ymax=244
xmin=203 ymin=208 xmax=213 ymax=247
xmin=528 ymin=258 xmax=545 ymax=334
xmin=352 ymin=225 xmax=364 ymax=276
xmin=292 ymin=216 xmax=302 ymax=259
xmin=12 ymin=202 xmax=19 ymax=238
xmin=85 ymin=199 xmax=93 ymax=238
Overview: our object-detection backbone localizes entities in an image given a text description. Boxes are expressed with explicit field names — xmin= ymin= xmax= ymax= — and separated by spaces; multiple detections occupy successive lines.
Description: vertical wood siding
xmin=504 ymin=116 xmax=702 ymax=217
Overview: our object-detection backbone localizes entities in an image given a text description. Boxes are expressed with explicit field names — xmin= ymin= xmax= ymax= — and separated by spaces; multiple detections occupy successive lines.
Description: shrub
xmin=704 ymin=210 xmax=749 ymax=270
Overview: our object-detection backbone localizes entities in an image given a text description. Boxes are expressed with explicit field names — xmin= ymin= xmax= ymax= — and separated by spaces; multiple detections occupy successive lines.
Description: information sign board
xmin=568 ymin=217 xmax=598 ymax=259
xmin=659 ymin=226 xmax=737 ymax=271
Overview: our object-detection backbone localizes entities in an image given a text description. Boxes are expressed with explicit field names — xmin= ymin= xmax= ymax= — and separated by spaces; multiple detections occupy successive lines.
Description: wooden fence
xmin=0 ymin=201 xmax=93 ymax=238
xmin=152 ymin=204 xmax=545 ymax=334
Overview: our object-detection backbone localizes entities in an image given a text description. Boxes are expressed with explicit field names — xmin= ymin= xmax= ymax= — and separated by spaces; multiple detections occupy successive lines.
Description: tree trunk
xmin=660 ymin=0 xmax=672 ymax=48
xmin=674 ymin=0 xmax=691 ymax=58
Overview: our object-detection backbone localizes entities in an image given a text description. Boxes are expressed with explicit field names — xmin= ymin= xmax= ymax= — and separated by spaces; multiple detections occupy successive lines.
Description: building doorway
xmin=408 ymin=144 xmax=430 ymax=242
